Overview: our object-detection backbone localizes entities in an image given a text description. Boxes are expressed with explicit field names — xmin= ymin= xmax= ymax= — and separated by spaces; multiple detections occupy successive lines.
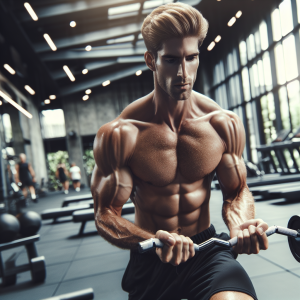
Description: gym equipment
xmin=73 ymin=201 xmax=135 ymax=235
xmin=0 ymin=213 xmax=20 ymax=243
xmin=62 ymin=194 xmax=93 ymax=207
xmin=139 ymin=218 xmax=300 ymax=264
xmin=0 ymin=234 xmax=46 ymax=286
xmin=287 ymin=215 xmax=300 ymax=263
xmin=41 ymin=288 xmax=94 ymax=300
xmin=41 ymin=204 xmax=91 ymax=222
xmin=17 ymin=211 xmax=42 ymax=237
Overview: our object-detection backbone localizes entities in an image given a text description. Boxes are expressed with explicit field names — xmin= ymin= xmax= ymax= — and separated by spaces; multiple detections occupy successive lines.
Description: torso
xmin=123 ymin=92 xmax=227 ymax=237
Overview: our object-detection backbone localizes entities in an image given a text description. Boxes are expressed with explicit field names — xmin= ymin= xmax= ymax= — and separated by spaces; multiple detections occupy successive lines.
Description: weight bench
xmin=0 ymin=234 xmax=46 ymax=286
xmin=249 ymin=181 xmax=300 ymax=197
xmin=62 ymin=194 xmax=93 ymax=207
xmin=73 ymin=202 xmax=135 ymax=235
xmin=41 ymin=203 xmax=92 ymax=222
xmin=267 ymin=186 xmax=300 ymax=201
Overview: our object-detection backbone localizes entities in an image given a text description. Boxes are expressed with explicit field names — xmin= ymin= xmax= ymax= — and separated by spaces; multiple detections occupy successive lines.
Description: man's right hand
xmin=155 ymin=230 xmax=195 ymax=266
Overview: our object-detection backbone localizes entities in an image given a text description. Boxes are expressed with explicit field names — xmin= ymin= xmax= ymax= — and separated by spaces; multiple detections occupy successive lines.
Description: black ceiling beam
xmin=59 ymin=64 xmax=149 ymax=97
xmin=0 ymin=1 xmax=58 ymax=93
xmin=35 ymin=22 xmax=143 ymax=53
xmin=19 ymin=0 xmax=139 ymax=22
xmin=41 ymin=45 xmax=147 ymax=62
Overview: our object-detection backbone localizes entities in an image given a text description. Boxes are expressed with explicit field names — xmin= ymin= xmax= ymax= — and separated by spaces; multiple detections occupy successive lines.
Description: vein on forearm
xmin=222 ymin=185 xmax=255 ymax=231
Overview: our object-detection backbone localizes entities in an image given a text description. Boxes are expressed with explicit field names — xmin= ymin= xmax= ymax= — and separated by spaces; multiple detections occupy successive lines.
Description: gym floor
xmin=0 ymin=188 xmax=299 ymax=300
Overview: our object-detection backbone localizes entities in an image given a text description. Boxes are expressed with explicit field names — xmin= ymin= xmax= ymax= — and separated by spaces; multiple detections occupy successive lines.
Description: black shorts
xmin=122 ymin=225 xmax=258 ymax=300
xmin=20 ymin=179 xmax=34 ymax=188
xmin=72 ymin=180 xmax=80 ymax=184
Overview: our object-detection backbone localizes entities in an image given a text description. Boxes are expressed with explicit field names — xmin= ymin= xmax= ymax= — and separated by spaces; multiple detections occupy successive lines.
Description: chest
xmin=129 ymin=121 xmax=225 ymax=186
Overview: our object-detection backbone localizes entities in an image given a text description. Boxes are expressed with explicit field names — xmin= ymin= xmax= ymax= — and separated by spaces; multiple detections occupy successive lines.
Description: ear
xmin=144 ymin=51 xmax=156 ymax=72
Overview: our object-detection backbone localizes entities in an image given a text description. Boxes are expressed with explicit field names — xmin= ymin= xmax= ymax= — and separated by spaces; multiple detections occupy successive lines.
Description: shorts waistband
xmin=190 ymin=224 xmax=216 ymax=244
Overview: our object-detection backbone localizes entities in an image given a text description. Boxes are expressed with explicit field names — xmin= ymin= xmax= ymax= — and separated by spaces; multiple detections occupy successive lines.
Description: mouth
xmin=174 ymin=83 xmax=190 ymax=90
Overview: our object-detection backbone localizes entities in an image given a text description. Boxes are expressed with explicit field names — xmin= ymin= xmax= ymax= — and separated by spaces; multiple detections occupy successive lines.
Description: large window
xmin=40 ymin=109 xmax=66 ymax=139
xmin=211 ymin=0 xmax=300 ymax=164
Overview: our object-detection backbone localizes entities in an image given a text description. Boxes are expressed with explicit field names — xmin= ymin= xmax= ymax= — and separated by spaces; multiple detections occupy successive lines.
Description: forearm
xmin=95 ymin=210 xmax=154 ymax=250
xmin=222 ymin=185 xmax=255 ymax=231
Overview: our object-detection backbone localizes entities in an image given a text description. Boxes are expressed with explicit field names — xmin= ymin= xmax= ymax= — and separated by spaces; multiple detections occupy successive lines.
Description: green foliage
xmin=47 ymin=151 xmax=69 ymax=190
xmin=83 ymin=149 xmax=95 ymax=186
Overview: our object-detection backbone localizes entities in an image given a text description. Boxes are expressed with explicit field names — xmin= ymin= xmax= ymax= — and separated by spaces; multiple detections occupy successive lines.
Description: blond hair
xmin=141 ymin=2 xmax=208 ymax=57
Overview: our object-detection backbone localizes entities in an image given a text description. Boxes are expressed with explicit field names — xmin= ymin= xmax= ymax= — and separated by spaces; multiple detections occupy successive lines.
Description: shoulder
xmin=94 ymin=119 xmax=138 ymax=176
xmin=210 ymin=110 xmax=245 ymax=155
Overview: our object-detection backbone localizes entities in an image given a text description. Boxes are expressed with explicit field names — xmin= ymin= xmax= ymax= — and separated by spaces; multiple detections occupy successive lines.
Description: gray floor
xmin=0 ymin=187 xmax=299 ymax=300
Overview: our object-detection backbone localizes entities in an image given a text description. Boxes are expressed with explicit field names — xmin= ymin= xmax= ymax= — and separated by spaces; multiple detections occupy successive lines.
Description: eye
xmin=165 ymin=58 xmax=176 ymax=63
xmin=186 ymin=56 xmax=197 ymax=61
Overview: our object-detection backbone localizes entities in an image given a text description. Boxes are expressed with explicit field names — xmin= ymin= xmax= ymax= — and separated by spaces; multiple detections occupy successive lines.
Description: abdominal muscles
xmin=133 ymin=179 xmax=210 ymax=236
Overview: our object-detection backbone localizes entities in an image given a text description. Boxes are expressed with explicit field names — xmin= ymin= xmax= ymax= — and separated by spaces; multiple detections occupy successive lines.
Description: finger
xmin=187 ymin=237 xmax=195 ymax=258
xmin=234 ymin=230 xmax=243 ymax=254
xmin=243 ymin=229 xmax=250 ymax=255
xmin=155 ymin=230 xmax=175 ymax=263
xmin=239 ymin=219 xmax=268 ymax=231
xmin=249 ymin=225 xmax=259 ymax=254
xmin=256 ymin=227 xmax=269 ymax=251
xmin=170 ymin=234 xmax=182 ymax=266
xmin=180 ymin=235 xmax=189 ymax=263
xmin=156 ymin=230 xmax=175 ymax=247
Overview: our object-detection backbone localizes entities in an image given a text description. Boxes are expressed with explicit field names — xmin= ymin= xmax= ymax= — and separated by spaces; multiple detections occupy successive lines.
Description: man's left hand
xmin=230 ymin=219 xmax=269 ymax=255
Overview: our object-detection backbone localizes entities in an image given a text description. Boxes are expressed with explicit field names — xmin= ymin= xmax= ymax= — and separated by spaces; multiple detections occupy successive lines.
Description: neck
xmin=152 ymin=79 xmax=193 ymax=132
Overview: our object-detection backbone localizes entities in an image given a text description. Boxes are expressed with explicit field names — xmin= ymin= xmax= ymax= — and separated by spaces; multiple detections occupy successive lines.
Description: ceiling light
xmin=24 ymin=2 xmax=38 ymax=21
xmin=0 ymin=90 xmax=32 ymax=119
xmin=43 ymin=34 xmax=57 ymax=51
xmin=82 ymin=69 xmax=88 ymax=74
xmin=102 ymin=80 xmax=110 ymax=87
xmin=49 ymin=95 xmax=56 ymax=100
xmin=236 ymin=11 xmax=242 ymax=18
xmin=24 ymin=85 xmax=35 ymax=95
xmin=107 ymin=35 xmax=135 ymax=44
xmin=207 ymin=41 xmax=216 ymax=51
xmin=85 ymin=45 xmax=92 ymax=51
xmin=215 ymin=35 xmax=221 ymax=43
xmin=228 ymin=17 xmax=236 ymax=27
xmin=4 ymin=64 xmax=16 ymax=75
xmin=63 ymin=65 xmax=75 ymax=82
xmin=109 ymin=3 xmax=140 ymax=16
xmin=70 ymin=21 xmax=76 ymax=27
xmin=82 ymin=95 xmax=89 ymax=101
xmin=44 ymin=99 xmax=50 ymax=104
xmin=85 ymin=89 xmax=91 ymax=94
xmin=136 ymin=70 xmax=142 ymax=76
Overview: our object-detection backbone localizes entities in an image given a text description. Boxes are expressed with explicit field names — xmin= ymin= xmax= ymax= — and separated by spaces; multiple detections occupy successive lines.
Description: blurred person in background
xmin=15 ymin=153 xmax=37 ymax=202
xmin=69 ymin=162 xmax=81 ymax=192
xmin=56 ymin=163 xmax=69 ymax=194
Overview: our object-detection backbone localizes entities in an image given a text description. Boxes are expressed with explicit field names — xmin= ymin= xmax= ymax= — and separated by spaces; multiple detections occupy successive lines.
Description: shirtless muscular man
xmin=91 ymin=3 xmax=268 ymax=300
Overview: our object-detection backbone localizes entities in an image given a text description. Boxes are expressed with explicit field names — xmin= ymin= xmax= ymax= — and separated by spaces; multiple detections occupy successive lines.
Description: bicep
xmin=216 ymin=153 xmax=247 ymax=198
xmin=91 ymin=165 xmax=133 ymax=216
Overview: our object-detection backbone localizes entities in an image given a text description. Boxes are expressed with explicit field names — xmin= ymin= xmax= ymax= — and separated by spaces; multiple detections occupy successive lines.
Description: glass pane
xmin=239 ymin=41 xmax=247 ymax=66
xmin=247 ymin=34 xmax=256 ymax=61
xmin=214 ymin=64 xmax=219 ymax=85
xmin=254 ymin=30 xmax=261 ymax=54
xmin=246 ymin=102 xmax=258 ymax=163
xmin=287 ymin=80 xmax=300 ymax=131
xmin=260 ymin=93 xmax=277 ymax=144
xmin=2 ymin=114 xmax=13 ymax=143
xmin=271 ymin=8 xmax=282 ymax=42
xmin=278 ymin=86 xmax=291 ymax=130
xmin=257 ymin=60 xmax=265 ymax=94
xmin=229 ymin=77 xmax=236 ymax=107
xmin=40 ymin=109 xmax=66 ymax=138
xmin=219 ymin=61 xmax=225 ymax=82
xmin=232 ymin=49 xmax=239 ymax=72
xmin=241 ymin=67 xmax=251 ymax=101
xmin=259 ymin=21 xmax=269 ymax=51
xmin=262 ymin=52 xmax=273 ymax=91
xmin=279 ymin=0 xmax=293 ymax=37
xmin=227 ymin=53 xmax=234 ymax=76
xmin=234 ymin=75 xmax=242 ymax=105
xmin=297 ymin=0 xmax=300 ymax=23
xmin=274 ymin=43 xmax=286 ymax=85
xmin=222 ymin=84 xmax=228 ymax=109
xmin=282 ymin=34 xmax=299 ymax=82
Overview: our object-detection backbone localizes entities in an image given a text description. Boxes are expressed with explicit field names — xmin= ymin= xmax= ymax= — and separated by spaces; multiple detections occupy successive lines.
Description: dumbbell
xmin=139 ymin=215 xmax=300 ymax=264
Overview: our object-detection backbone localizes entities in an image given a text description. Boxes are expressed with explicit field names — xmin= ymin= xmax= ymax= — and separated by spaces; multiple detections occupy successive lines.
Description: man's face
xmin=154 ymin=36 xmax=199 ymax=101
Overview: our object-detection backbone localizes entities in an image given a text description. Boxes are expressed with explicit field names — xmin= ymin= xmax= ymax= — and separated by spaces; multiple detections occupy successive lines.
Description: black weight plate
xmin=287 ymin=215 xmax=300 ymax=263
xmin=30 ymin=256 xmax=46 ymax=283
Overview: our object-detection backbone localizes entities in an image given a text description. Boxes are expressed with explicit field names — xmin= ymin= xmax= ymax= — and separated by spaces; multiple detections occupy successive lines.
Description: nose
xmin=177 ymin=59 xmax=187 ymax=79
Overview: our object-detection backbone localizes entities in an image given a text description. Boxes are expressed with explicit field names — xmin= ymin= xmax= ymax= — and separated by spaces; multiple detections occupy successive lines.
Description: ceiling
xmin=0 ymin=0 xmax=279 ymax=108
